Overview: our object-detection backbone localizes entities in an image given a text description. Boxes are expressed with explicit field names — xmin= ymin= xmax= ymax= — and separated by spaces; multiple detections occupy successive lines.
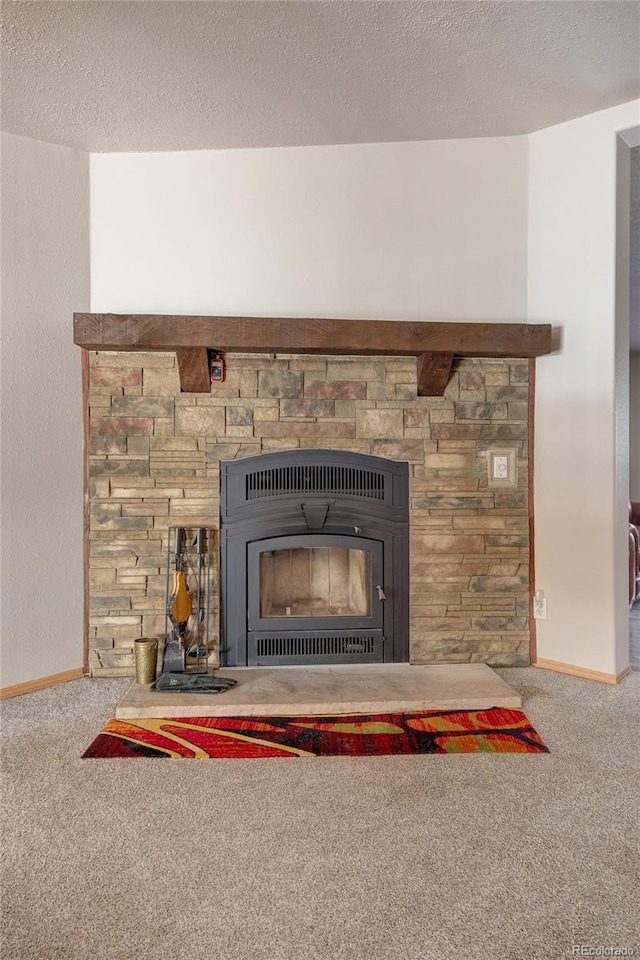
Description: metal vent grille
xmin=246 ymin=465 xmax=385 ymax=501
xmin=257 ymin=634 xmax=375 ymax=659
xmin=251 ymin=630 xmax=383 ymax=665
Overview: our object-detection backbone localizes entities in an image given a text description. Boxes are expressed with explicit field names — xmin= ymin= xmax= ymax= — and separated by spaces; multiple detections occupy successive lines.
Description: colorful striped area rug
xmin=82 ymin=707 xmax=548 ymax=758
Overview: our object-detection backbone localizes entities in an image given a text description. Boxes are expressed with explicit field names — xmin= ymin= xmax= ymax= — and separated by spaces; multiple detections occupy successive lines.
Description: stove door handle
xmin=376 ymin=585 xmax=386 ymax=602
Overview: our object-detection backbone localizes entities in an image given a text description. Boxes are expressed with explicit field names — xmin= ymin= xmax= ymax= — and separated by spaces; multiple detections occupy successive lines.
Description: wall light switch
xmin=493 ymin=455 xmax=509 ymax=480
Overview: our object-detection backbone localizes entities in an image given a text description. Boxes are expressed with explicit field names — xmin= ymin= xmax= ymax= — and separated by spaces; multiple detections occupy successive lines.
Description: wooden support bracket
xmin=416 ymin=351 xmax=455 ymax=397
xmin=175 ymin=348 xmax=211 ymax=393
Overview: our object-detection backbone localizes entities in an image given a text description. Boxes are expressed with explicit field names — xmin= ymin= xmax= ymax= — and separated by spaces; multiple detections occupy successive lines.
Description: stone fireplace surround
xmin=87 ymin=351 xmax=532 ymax=676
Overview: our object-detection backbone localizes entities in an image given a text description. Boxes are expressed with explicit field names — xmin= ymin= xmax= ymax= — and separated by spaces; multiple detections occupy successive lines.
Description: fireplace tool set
xmin=150 ymin=526 xmax=236 ymax=694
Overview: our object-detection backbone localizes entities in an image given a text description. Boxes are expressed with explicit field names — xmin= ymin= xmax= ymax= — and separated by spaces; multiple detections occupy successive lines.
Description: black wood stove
xmin=220 ymin=449 xmax=409 ymax=666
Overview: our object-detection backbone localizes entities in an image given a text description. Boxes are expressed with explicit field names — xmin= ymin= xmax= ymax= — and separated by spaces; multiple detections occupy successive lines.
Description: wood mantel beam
xmin=74 ymin=314 xmax=552 ymax=359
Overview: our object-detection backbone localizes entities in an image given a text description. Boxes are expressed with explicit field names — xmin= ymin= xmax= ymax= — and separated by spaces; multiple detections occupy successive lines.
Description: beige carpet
xmin=1 ymin=667 xmax=638 ymax=960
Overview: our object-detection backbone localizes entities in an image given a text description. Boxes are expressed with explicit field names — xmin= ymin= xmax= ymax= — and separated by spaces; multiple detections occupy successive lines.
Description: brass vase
xmin=134 ymin=638 xmax=158 ymax=684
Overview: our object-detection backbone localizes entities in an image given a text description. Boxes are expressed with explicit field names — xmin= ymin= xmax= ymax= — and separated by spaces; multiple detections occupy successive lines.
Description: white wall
xmin=90 ymin=137 xmax=527 ymax=320
xmin=528 ymin=100 xmax=640 ymax=676
xmin=4 ymin=110 xmax=639 ymax=684
xmin=0 ymin=133 xmax=89 ymax=686
xmin=631 ymin=352 xmax=640 ymax=501
xmin=86 ymin=112 xmax=640 ymax=678
xmin=631 ymin=148 xmax=640 ymax=502
xmin=630 ymin=146 xmax=640 ymax=351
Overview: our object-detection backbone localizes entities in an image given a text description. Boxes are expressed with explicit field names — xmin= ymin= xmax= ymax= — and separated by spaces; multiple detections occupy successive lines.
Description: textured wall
xmin=0 ymin=133 xmax=89 ymax=687
xmin=528 ymin=99 xmax=640 ymax=677
xmin=90 ymin=138 xmax=528 ymax=323
xmin=88 ymin=352 xmax=532 ymax=675
xmin=631 ymin=352 xmax=640 ymax=502
xmin=631 ymin=147 xmax=640 ymax=350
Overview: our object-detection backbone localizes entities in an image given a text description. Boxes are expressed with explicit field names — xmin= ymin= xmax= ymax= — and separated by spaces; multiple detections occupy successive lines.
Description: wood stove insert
xmin=220 ymin=450 xmax=409 ymax=666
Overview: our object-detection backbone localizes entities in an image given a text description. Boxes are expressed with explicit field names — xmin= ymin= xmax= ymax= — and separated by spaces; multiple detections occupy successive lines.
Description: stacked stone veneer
xmin=88 ymin=351 xmax=532 ymax=676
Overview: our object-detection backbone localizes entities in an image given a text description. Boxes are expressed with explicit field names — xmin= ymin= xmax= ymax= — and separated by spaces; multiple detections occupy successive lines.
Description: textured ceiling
xmin=1 ymin=1 xmax=639 ymax=153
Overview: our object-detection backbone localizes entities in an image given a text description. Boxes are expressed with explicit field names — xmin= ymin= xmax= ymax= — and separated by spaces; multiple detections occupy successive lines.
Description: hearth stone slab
xmin=115 ymin=663 xmax=521 ymax=719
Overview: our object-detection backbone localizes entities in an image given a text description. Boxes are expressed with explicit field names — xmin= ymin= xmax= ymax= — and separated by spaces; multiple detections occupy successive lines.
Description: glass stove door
xmin=247 ymin=534 xmax=384 ymax=632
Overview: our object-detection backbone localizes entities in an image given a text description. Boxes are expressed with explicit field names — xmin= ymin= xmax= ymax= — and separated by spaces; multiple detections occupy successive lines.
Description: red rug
xmin=82 ymin=708 xmax=548 ymax=758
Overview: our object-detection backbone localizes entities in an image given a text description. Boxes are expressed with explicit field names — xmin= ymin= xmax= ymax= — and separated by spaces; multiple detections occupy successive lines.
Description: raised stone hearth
xmin=88 ymin=351 xmax=532 ymax=675
xmin=115 ymin=663 xmax=522 ymax=719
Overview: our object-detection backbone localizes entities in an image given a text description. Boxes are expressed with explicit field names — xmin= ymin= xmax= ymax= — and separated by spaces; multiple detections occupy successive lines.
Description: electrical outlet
xmin=533 ymin=597 xmax=547 ymax=620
